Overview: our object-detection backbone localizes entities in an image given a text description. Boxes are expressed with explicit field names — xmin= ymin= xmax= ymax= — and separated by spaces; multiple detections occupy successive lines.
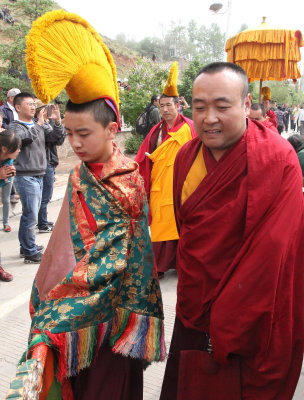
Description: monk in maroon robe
xmin=263 ymin=99 xmax=278 ymax=128
xmin=249 ymin=102 xmax=278 ymax=134
xmin=160 ymin=62 xmax=304 ymax=400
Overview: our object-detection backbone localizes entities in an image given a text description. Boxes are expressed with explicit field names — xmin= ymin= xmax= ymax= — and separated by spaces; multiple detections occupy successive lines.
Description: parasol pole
xmin=259 ymin=79 xmax=263 ymax=102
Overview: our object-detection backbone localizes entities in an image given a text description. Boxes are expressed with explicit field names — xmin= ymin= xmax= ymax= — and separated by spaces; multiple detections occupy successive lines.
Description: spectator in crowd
xmin=249 ymin=103 xmax=278 ymax=133
xmin=282 ymin=102 xmax=290 ymax=132
xmin=0 ymin=115 xmax=20 ymax=233
xmin=121 ymin=78 xmax=130 ymax=91
xmin=295 ymin=104 xmax=304 ymax=135
xmin=0 ymin=88 xmax=21 ymax=205
xmin=0 ymin=5 xmax=8 ymax=21
xmin=35 ymin=100 xmax=66 ymax=233
xmin=0 ymin=88 xmax=21 ymax=129
xmin=290 ymin=104 xmax=296 ymax=131
xmin=275 ymin=105 xmax=285 ymax=135
xmin=9 ymin=93 xmax=65 ymax=264
xmin=147 ymin=95 xmax=161 ymax=134
xmin=0 ymin=129 xmax=21 ymax=280
xmin=178 ymin=96 xmax=189 ymax=115
xmin=5 ymin=9 xmax=14 ymax=25
xmin=293 ymin=104 xmax=300 ymax=131
xmin=287 ymin=134 xmax=304 ymax=186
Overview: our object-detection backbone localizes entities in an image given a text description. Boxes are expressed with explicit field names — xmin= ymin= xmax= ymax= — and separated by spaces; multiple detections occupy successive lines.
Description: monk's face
xmin=65 ymin=111 xmax=117 ymax=163
xmin=249 ymin=108 xmax=265 ymax=122
xmin=159 ymin=97 xmax=179 ymax=126
xmin=192 ymin=69 xmax=251 ymax=161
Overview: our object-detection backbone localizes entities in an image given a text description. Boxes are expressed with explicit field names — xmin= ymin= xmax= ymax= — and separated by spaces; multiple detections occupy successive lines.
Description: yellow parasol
xmin=225 ymin=17 xmax=304 ymax=100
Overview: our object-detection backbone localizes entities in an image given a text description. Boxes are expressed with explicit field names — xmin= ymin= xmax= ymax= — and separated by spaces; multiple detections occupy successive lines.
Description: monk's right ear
xmin=244 ymin=94 xmax=251 ymax=117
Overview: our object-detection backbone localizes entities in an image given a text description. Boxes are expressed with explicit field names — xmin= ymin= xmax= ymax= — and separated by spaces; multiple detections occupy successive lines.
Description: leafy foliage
xmin=120 ymin=58 xmax=168 ymax=128
xmin=178 ymin=58 xmax=204 ymax=105
xmin=0 ymin=0 xmax=56 ymax=95
xmin=125 ymin=20 xmax=225 ymax=63
xmin=0 ymin=74 xmax=32 ymax=102
xmin=249 ymin=80 xmax=304 ymax=105
xmin=12 ymin=0 xmax=55 ymax=23
xmin=124 ymin=132 xmax=143 ymax=154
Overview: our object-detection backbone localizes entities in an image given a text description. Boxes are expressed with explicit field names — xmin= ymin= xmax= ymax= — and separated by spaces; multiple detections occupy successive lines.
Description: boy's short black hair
xmin=13 ymin=92 xmax=34 ymax=108
xmin=65 ymin=98 xmax=116 ymax=127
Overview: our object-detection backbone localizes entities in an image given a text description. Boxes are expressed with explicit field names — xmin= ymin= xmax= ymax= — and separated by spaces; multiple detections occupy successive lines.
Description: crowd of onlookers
xmin=0 ymin=5 xmax=15 ymax=25
xmin=0 ymin=87 xmax=66 ymax=282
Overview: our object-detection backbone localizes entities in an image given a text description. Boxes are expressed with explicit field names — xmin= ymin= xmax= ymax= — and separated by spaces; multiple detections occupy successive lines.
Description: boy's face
xmin=64 ymin=111 xmax=117 ymax=163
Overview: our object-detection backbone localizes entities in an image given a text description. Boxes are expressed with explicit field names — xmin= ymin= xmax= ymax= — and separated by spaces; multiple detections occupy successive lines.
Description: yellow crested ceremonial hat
xmin=26 ymin=9 xmax=120 ymax=123
xmin=261 ymin=86 xmax=271 ymax=101
xmin=163 ymin=62 xmax=179 ymax=97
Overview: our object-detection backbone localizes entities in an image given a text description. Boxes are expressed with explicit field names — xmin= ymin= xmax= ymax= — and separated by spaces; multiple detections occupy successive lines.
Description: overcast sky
xmin=58 ymin=0 xmax=304 ymax=41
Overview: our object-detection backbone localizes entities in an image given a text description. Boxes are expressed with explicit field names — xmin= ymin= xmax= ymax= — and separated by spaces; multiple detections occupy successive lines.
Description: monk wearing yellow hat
xmin=262 ymin=86 xmax=278 ymax=128
xmin=135 ymin=62 xmax=196 ymax=278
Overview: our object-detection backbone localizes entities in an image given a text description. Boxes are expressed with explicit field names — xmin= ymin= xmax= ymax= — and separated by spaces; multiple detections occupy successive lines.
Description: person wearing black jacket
xmin=9 ymin=93 xmax=65 ymax=264
xmin=36 ymin=101 xmax=66 ymax=233
xmin=0 ymin=88 xmax=20 ymax=129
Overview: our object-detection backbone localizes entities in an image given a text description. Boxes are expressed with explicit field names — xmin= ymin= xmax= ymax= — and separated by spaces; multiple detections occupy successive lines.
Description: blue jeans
xmin=1 ymin=178 xmax=13 ymax=226
xmin=14 ymin=175 xmax=43 ymax=256
xmin=38 ymin=163 xmax=55 ymax=228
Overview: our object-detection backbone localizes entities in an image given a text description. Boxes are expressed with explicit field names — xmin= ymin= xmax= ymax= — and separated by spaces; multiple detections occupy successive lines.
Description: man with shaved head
xmin=249 ymin=102 xmax=278 ymax=133
xmin=160 ymin=62 xmax=304 ymax=400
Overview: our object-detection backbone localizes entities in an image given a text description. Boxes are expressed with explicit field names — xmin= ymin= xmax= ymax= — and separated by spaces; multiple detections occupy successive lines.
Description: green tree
xmin=178 ymin=58 xmax=204 ymax=106
xmin=0 ymin=0 xmax=56 ymax=92
xmin=12 ymin=0 xmax=55 ymax=23
xmin=249 ymin=80 xmax=304 ymax=106
xmin=120 ymin=58 xmax=168 ymax=128
xmin=196 ymin=23 xmax=225 ymax=63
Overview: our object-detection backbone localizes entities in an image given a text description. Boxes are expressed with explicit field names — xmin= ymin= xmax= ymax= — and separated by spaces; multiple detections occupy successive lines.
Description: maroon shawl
xmin=173 ymin=119 xmax=304 ymax=398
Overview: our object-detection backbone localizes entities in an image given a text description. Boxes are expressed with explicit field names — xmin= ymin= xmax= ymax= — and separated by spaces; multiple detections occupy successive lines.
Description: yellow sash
xmin=181 ymin=144 xmax=207 ymax=205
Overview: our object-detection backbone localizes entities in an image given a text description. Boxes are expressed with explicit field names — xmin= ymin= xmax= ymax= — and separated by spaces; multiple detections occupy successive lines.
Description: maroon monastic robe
xmin=266 ymin=109 xmax=278 ymax=128
xmin=161 ymin=119 xmax=304 ymax=399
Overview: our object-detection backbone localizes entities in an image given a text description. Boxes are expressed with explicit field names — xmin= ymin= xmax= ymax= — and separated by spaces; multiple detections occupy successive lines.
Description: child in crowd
xmin=0 ymin=129 xmax=21 ymax=281
xmin=6 ymin=10 xmax=165 ymax=400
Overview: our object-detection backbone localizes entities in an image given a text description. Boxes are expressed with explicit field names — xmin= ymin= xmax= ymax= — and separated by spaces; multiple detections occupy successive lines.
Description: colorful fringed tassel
xmin=111 ymin=310 xmax=166 ymax=362
xmin=30 ymin=309 xmax=165 ymax=382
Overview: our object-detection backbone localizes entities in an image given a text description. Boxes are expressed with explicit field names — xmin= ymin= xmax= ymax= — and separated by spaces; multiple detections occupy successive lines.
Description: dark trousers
xmin=38 ymin=163 xmax=55 ymax=228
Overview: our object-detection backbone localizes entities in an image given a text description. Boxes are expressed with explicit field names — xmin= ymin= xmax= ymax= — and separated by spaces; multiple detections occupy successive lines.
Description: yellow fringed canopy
xmin=225 ymin=19 xmax=304 ymax=83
